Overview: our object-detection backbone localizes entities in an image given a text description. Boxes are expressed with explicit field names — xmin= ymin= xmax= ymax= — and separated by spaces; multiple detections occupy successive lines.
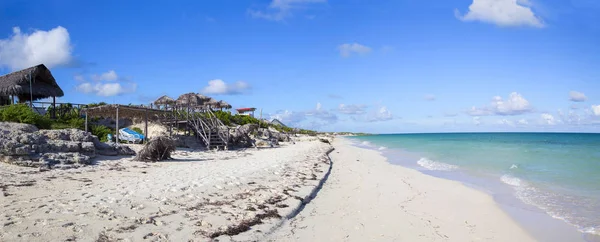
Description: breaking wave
xmin=416 ymin=158 xmax=458 ymax=171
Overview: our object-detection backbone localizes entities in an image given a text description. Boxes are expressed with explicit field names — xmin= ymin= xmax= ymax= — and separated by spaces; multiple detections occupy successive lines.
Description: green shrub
xmin=0 ymin=104 xmax=52 ymax=129
xmin=231 ymin=114 xmax=259 ymax=125
xmin=91 ymin=125 xmax=113 ymax=142
xmin=131 ymin=127 xmax=144 ymax=135
xmin=213 ymin=110 xmax=232 ymax=126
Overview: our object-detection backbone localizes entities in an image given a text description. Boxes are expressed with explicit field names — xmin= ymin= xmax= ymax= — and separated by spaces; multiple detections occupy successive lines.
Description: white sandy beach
xmin=1 ymin=136 xmax=537 ymax=242
xmin=268 ymin=138 xmax=536 ymax=242
xmin=0 ymin=138 xmax=332 ymax=241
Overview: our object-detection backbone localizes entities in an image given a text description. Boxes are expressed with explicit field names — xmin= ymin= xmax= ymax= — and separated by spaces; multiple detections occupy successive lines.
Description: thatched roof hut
xmin=0 ymin=64 xmax=64 ymax=102
xmin=217 ymin=100 xmax=232 ymax=110
xmin=205 ymin=98 xmax=220 ymax=108
xmin=176 ymin=93 xmax=211 ymax=107
xmin=153 ymin=95 xmax=175 ymax=105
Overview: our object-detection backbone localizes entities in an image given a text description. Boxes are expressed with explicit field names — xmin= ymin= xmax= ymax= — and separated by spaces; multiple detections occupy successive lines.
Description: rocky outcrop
xmin=229 ymin=124 xmax=258 ymax=148
xmin=0 ymin=122 xmax=135 ymax=169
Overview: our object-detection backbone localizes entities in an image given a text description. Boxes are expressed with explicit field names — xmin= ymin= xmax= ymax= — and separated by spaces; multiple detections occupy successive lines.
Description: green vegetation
xmin=0 ymin=104 xmax=113 ymax=141
xmin=0 ymin=104 xmax=52 ymax=129
xmin=92 ymin=125 xmax=113 ymax=142
xmin=131 ymin=127 xmax=144 ymax=135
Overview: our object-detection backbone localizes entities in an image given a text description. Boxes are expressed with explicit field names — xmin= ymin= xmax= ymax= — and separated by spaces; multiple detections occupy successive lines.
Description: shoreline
xmin=268 ymin=138 xmax=537 ymax=241
xmin=355 ymin=139 xmax=592 ymax=242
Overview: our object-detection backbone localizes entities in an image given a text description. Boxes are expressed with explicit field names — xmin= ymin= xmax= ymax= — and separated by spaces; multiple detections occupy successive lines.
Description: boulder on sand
xmin=0 ymin=122 xmax=135 ymax=169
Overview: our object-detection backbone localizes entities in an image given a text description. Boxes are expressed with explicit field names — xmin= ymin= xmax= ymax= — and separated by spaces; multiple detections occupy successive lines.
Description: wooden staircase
xmin=186 ymin=108 xmax=230 ymax=150
xmin=161 ymin=106 xmax=230 ymax=150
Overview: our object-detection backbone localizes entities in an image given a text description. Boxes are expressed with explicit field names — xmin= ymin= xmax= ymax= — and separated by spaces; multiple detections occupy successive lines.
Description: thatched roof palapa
xmin=217 ymin=100 xmax=232 ymax=109
xmin=205 ymin=98 xmax=220 ymax=108
xmin=153 ymin=95 xmax=175 ymax=105
xmin=0 ymin=64 xmax=64 ymax=101
xmin=176 ymin=93 xmax=211 ymax=107
xmin=83 ymin=104 xmax=170 ymax=119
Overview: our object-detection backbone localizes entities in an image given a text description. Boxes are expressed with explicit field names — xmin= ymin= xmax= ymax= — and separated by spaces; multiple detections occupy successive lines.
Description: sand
xmin=267 ymin=138 xmax=536 ymax=241
xmin=1 ymin=136 xmax=537 ymax=241
xmin=0 ymin=139 xmax=332 ymax=241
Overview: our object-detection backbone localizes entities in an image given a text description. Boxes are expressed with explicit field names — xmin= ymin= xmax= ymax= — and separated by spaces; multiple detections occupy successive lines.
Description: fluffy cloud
xmin=424 ymin=94 xmax=436 ymax=101
xmin=455 ymin=0 xmax=544 ymax=28
xmin=540 ymin=113 xmax=557 ymax=125
xmin=569 ymin=91 xmax=587 ymax=102
xmin=0 ymin=26 xmax=73 ymax=70
xmin=248 ymin=0 xmax=326 ymax=21
xmin=467 ymin=92 xmax=532 ymax=116
xmin=518 ymin=119 xmax=528 ymax=125
xmin=306 ymin=102 xmax=338 ymax=122
xmin=270 ymin=110 xmax=307 ymax=125
xmin=367 ymin=106 xmax=393 ymax=122
xmin=76 ymin=82 xmax=137 ymax=97
xmin=338 ymin=104 xmax=367 ymax=115
xmin=592 ymin=105 xmax=600 ymax=116
xmin=473 ymin=117 xmax=482 ymax=126
xmin=201 ymin=79 xmax=250 ymax=95
xmin=75 ymin=71 xmax=137 ymax=97
xmin=91 ymin=70 xmax=118 ymax=82
xmin=338 ymin=43 xmax=372 ymax=58
xmin=497 ymin=119 xmax=514 ymax=126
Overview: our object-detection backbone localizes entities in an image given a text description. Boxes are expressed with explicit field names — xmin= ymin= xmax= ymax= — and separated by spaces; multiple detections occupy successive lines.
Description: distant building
xmin=271 ymin=119 xmax=287 ymax=127
xmin=236 ymin=107 xmax=256 ymax=117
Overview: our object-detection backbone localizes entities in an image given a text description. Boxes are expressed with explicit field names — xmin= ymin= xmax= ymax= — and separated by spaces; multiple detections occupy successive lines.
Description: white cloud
xmin=91 ymin=70 xmax=118 ymax=82
xmin=74 ymin=71 xmax=137 ymax=97
xmin=249 ymin=0 xmax=326 ymax=21
xmin=368 ymin=106 xmax=393 ymax=122
xmin=74 ymin=74 xmax=86 ymax=82
xmin=270 ymin=110 xmax=307 ymax=125
xmin=455 ymin=0 xmax=544 ymax=28
xmin=201 ymin=79 xmax=251 ymax=95
xmin=328 ymin=94 xmax=343 ymax=99
xmin=338 ymin=104 xmax=367 ymax=115
xmin=541 ymin=113 xmax=557 ymax=125
xmin=76 ymin=82 xmax=137 ymax=97
xmin=0 ymin=26 xmax=73 ymax=70
xmin=467 ymin=92 xmax=532 ymax=116
xmin=473 ymin=117 xmax=482 ymax=126
xmin=569 ymin=91 xmax=587 ymax=102
xmin=338 ymin=43 xmax=372 ymax=58
xmin=306 ymin=102 xmax=338 ymax=122
xmin=518 ymin=119 xmax=528 ymax=125
xmin=496 ymin=119 xmax=514 ymax=126
xmin=592 ymin=105 xmax=600 ymax=116
xmin=424 ymin=94 xmax=436 ymax=101
xmin=571 ymin=104 xmax=579 ymax=110
xmin=444 ymin=112 xmax=459 ymax=117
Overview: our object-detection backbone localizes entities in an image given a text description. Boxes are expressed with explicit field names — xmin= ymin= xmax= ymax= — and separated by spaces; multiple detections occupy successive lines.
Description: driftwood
xmin=134 ymin=136 xmax=176 ymax=162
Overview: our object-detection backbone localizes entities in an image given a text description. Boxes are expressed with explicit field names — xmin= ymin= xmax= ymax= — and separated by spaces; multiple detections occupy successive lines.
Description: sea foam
xmin=360 ymin=141 xmax=373 ymax=147
xmin=416 ymin=158 xmax=458 ymax=171
xmin=378 ymin=146 xmax=387 ymax=151
xmin=500 ymin=174 xmax=523 ymax=187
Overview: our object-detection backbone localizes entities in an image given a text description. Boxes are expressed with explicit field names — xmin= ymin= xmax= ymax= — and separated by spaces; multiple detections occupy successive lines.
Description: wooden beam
xmin=144 ymin=108 xmax=148 ymax=143
xmin=52 ymin=96 xmax=56 ymax=119
xmin=116 ymin=106 xmax=119 ymax=143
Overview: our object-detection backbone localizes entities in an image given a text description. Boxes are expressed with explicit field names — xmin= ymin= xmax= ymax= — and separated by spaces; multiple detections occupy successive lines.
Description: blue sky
xmin=1 ymin=0 xmax=600 ymax=133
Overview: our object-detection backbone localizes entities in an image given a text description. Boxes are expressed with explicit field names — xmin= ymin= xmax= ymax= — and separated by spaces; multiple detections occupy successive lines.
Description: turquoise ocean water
xmin=350 ymin=133 xmax=600 ymax=239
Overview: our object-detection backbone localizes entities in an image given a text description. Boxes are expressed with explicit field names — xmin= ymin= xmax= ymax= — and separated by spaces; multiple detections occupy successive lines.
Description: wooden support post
xmin=115 ymin=106 xmax=119 ymax=143
xmin=144 ymin=108 xmax=148 ymax=143
xmin=52 ymin=96 xmax=56 ymax=119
